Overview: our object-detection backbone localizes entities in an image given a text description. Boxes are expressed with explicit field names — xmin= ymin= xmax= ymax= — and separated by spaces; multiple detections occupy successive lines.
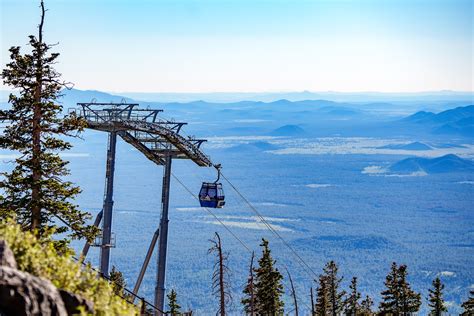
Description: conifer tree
xmin=323 ymin=261 xmax=346 ymax=316
xmin=315 ymin=274 xmax=330 ymax=316
xmin=208 ymin=232 xmax=231 ymax=316
xmin=242 ymin=251 xmax=256 ymax=315
xmin=167 ymin=289 xmax=181 ymax=315
xmin=461 ymin=290 xmax=474 ymax=316
xmin=360 ymin=295 xmax=374 ymax=316
xmin=109 ymin=265 xmax=126 ymax=297
xmin=254 ymin=238 xmax=284 ymax=315
xmin=427 ymin=277 xmax=447 ymax=316
xmin=379 ymin=262 xmax=400 ymax=313
xmin=397 ymin=264 xmax=421 ymax=313
xmin=344 ymin=277 xmax=361 ymax=316
xmin=379 ymin=262 xmax=421 ymax=315
xmin=0 ymin=0 xmax=96 ymax=242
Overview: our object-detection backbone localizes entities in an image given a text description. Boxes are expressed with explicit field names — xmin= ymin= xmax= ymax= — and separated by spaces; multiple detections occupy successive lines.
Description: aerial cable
xmin=220 ymin=172 xmax=319 ymax=280
xmin=171 ymin=172 xmax=252 ymax=254
xmin=172 ymin=171 xmax=313 ymax=311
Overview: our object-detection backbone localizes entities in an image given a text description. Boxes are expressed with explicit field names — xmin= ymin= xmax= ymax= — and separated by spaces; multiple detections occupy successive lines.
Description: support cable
xmin=170 ymin=172 xmax=252 ymax=254
xmin=220 ymin=172 xmax=319 ymax=281
xmin=171 ymin=171 xmax=313 ymax=311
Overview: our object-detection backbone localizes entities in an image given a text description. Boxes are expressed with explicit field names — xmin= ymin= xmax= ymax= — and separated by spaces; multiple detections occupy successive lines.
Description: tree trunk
xmin=249 ymin=251 xmax=255 ymax=316
xmin=216 ymin=233 xmax=225 ymax=316
xmin=31 ymin=0 xmax=45 ymax=232
xmin=286 ymin=268 xmax=298 ymax=316
xmin=310 ymin=287 xmax=315 ymax=316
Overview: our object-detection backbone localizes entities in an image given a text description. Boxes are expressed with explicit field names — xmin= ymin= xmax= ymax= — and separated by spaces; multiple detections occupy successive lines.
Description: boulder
xmin=0 ymin=265 xmax=68 ymax=316
xmin=0 ymin=240 xmax=17 ymax=269
xmin=0 ymin=240 xmax=94 ymax=316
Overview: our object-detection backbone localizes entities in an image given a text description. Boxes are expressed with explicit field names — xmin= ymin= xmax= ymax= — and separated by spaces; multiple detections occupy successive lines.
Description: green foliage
xmin=428 ymin=277 xmax=447 ymax=316
xmin=0 ymin=0 xmax=96 ymax=242
xmin=322 ymin=261 xmax=346 ymax=316
xmin=360 ymin=295 xmax=374 ymax=316
xmin=109 ymin=265 xmax=127 ymax=297
xmin=254 ymin=238 xmax=284 ymax=315
xmin=344 ymin=277 xmax=361 ymax=316
xmin=379 ymin=262 xmax=421 ymax=315
xmin=315 ymin=274 xmax=330 ymax=316
xmin=0 ymin=219 xmax=137 ymax=315
xmin=461 ymin=290 xmax=474 ymax=316
xmin=167 ymin=289 xmax=181 ymax=315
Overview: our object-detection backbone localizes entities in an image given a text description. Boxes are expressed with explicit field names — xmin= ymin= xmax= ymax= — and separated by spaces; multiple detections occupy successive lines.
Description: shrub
xmin=0 ymin=219 xmax=138 ymax=315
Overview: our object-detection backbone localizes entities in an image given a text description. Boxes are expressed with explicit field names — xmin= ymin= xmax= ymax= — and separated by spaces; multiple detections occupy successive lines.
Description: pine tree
xmin=315 ymin=274 xmax=330 ymax=316
xmin=208 ymin=232 xmax=231 ymax=316
xmin=379 ymin=262 xmax=421 ymax=315
xmin=254 ymin=238 xmax=284 ymax=315
xmin=0 ymin=0 xmax=96 ymax=242
xmin=344 ymin=277 xmax=361 ymax=316
xmin=397 ymin=264 xmax=421 ymax=314
xmin=428 ymin=277 xmax=447 ymax=316
xmin=167 ymin=289 xmax=181 ymax=315
xmin=461 ymin=290 xmax=474 ymax=316
xmin=379 ymin=262 xmax=400 ymax=314
xmin=323 ymin=261 xmax=346 ymax=316
xmin=242 ymin=251 xmax=256 ymax=315
xmin=360 ymin=295 xmax=374 ymax=316
xmin=109 ymin=265 xmax=126 ymax=297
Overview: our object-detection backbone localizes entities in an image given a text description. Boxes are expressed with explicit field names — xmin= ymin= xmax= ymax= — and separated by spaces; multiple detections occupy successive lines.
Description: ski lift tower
xmin=76 ymin=102 xmax=212 ymax=314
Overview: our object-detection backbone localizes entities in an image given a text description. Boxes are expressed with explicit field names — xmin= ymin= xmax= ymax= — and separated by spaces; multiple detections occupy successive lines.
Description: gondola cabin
xmin=199 ymin=182 xmax=225 ymax=208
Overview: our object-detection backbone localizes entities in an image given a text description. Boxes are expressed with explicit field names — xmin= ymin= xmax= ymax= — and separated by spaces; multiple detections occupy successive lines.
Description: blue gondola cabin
xmin=199 ymin=182 xmax=225 ymax=208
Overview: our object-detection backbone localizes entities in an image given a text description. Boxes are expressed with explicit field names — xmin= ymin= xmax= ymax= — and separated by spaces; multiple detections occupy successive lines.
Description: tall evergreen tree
xmin=0 ymin=0 xmax=96 ymax=242
xmin=379 ymin=262 xmax=421 ymax=315
xmin=254 ymin=238 xmax=284 ymax=315
xmin=344 ymin=277 xmax=361 ymax=316
xmin=360 ymin=295 xmax=374 ymax=316
xmin=379 ymin=262 xmax=400 ymax=314
xmin=242 ymin=251 xmax=256 ymax=315
xmin=167 ymin=289 xmax=181 ymax=315
xmin=323 ymin=261 xmax=346 ymax=316
xmin=397 ymin=264 xmax=421 ymax=314
xmin=427 ymin=277 xmax=447 ymax=316
xmin=461 ymin=290 xmax=474 ymax=316
xmin=315 ymin=274 xmax=330 ymax=316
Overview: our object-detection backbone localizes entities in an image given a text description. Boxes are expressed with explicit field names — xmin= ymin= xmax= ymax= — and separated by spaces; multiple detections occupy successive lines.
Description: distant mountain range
xmin=64 ymin=90 xmax=474 ymax=103
xmin=402 ymin=105 xmax=474 ymax=137
xmin=377 ymin=142 xmax=432 ymax=151
xmin=389 ymin=154 xmax=474 ymax=174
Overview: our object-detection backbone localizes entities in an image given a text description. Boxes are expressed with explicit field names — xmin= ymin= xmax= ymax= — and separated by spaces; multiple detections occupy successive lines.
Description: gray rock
xmin=0 ymin=266 xmax=68 ymax=316
xmin=0 ymin=240 xmax=17 ymax=269
xmin=59 ymin=289 xmax=94 ymax=315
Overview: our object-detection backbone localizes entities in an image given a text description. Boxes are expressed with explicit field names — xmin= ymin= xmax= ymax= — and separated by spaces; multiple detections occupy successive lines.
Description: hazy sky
xmin=1 ymin=0 xmax=473 ymax=93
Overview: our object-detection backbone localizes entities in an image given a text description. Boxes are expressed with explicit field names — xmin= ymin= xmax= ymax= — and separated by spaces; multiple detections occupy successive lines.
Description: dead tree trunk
xmin=286 ymin=268 xmax=298 ymax=316
xmin=310 ymin=287 xmax=315 ymax=316
xmin=249 ymin=251 xmax=255 ymax=316
xmin=216 ymin=233 xmax=225 ymax=316
xmin=208 ymin=232 xmax=230 ymax=316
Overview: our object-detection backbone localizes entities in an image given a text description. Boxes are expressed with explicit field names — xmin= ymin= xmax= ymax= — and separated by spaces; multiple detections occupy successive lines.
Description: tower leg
xmin=155 ymin=154 xmax=172 ymax=315
xmin=100 ymin=131 xmax=117 ymax=277
xmin=80 ymin=210 xmax=103 ymax=260
xmin=132 ymin=228 xmax=160 ymax=302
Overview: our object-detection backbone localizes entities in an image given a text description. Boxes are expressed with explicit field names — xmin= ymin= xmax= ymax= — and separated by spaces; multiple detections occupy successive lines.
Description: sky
xmin=0 ymin=0 xmax=473 ymax=93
